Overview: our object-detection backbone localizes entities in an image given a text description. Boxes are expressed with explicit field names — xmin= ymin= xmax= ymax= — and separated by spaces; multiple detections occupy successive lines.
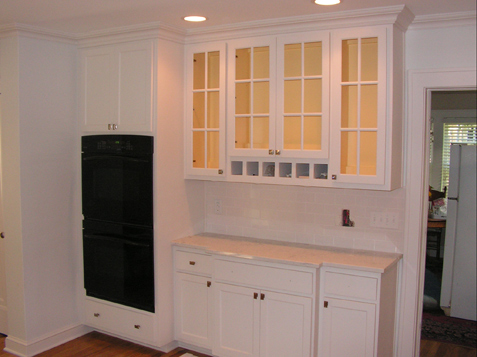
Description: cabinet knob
xmin=108 ymin=124 xmax=112 ymax=130
xmin=93 ymin=313 xmax=100 ymax=317
xmin=269 ymin=149 xmax=274 ymax=155
xmin=207 ymin=281 xmax=212 ymax=287
xmin=218 ymin=169 xmax=224 ymax=175
xmin=254 ymin=292 xmax=258 ymax=299
xmin=0 ymin=232 xmax=4 ymax=239
xmin=331 ymin=175 xmax=337 ymax=180
xmin=189 ymin=261 xmax=196 ymax=265
xmin=324 ymin=301 xmax=329 ymax=308
xmin=275 ymin=150 xmax=281 ymax=156
xmin=260 ymin=293 xmax=265 ymax=300
xmin=134 ymin=324 xmax=141 ymax=329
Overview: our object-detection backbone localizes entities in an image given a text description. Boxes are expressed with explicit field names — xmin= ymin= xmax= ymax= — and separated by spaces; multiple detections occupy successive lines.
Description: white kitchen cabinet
xmin=227 ymin=32 xmax=332 ymax=184
xmin=321 ymin=298 xmax=376 ymax=357
xmin=318 ymin=265 xmax=398 ymax=357
xmin=173 ymin=249 xmax=214 ymax=349
xmin=329 ymin=25 xmax=403 ymax=190
xmin=213 ymin=258 xmax=315 ymax=357
xmin=84 ymin=298 xmax=155 ymax=345
xmin=184 ymin=43 xmax=227 ymax=179
xmin=79 ymin=40 xmax=154 ymax=133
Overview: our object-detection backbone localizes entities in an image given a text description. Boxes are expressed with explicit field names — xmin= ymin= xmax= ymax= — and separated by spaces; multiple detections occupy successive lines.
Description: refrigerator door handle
xmin=448 ymin=197 xmax=458 ymax=201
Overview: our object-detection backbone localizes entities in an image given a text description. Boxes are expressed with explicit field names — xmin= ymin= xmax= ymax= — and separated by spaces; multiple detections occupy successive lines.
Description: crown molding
xmin=0 ymin=23 xmax=77 ymax=43
xmin=409 ymin=11 xmax=476 ymax=30
xmin=184 ymin=5 xmax=414 ymax=44
xmin=77 ymin=22 xmax=186 ymax=48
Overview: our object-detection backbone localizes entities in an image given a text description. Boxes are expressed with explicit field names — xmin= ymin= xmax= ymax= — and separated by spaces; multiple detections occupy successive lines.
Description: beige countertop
xmin=173 ymin=233 xmax=402 ymax=273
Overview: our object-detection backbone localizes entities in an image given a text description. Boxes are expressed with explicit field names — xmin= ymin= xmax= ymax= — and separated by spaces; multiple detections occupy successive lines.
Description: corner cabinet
xmin=79 ymin=40 xmax=154 ymax=133
xmin=184 ymin=43 xmax=227 ymax=179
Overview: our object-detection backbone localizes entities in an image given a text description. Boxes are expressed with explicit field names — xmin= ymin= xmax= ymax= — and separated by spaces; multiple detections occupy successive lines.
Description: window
xmin=440 ymin=122 xmax=477 ymax=191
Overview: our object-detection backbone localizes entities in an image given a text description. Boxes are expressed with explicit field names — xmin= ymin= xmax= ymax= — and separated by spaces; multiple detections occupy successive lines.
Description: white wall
xmin=0 ymin=34 xmax=81 ymax=353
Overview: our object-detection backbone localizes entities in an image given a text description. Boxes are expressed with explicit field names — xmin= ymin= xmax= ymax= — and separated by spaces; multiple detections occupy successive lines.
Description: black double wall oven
xmin=82 ymin=135 xmax=154 ymax=313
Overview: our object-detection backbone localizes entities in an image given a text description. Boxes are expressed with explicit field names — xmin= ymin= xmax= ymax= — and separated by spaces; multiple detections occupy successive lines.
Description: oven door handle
xmin=83 ymin=234 xmax=152 ymax=248
xmin=82 ymin=155 xmax=150 ymax=163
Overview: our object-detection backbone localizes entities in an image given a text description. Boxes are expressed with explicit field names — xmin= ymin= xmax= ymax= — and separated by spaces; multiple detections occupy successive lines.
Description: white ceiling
xmin=0 ymin=0 xmax=475 ymax=35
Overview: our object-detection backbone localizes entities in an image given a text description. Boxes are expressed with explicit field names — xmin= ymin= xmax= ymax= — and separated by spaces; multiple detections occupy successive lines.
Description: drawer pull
xmin=93 ymin=313 xmax=100 ymax=317
xmin=207 ymin=281 xmax=212 ymax=287
xmin=260 ymin=293 xmax=265 ymax=300
xmin=254 ymin=292 xmax=258 ymax=299
xmin=189 ymin=261 xmax=196 ymax=265
xmin=134 ymin=324 xmax=141 ymax=329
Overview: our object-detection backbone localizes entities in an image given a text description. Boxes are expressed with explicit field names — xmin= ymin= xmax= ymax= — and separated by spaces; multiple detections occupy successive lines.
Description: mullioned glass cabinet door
xmin=185 ymin=43 xmax=226 ymax=178
xmin=276 ymin=31 xmax=330 ymax=159
xmin=330 ymin=26 xmax=387 ymax=185
xmin=227 ymin=37 xmax=277 ymax=158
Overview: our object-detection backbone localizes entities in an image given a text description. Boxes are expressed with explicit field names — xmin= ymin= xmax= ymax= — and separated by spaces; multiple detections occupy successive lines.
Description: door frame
xmin=399 ymin=68 xmax=476 ymax=356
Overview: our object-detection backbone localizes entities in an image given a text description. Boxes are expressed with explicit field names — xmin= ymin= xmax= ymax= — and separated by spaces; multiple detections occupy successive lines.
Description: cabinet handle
xmin=207 ymin=281 xmax=211 ymax=287
xmin=189 ymin=261 xmax=196 ymax=265
xmin=260 ymin=293 xmax=265 ymax=300
xmin=268 ymin=149 xmax=274 ymax=155
xmin=93 ymin=313 xmax=100 ymax=317
xmin=324 ymin=301 xmax=328 ymax=308
xmin=275 ymin=150 xmax=280 ymax=156
xmin=331 ymin=175 xmax=337 ymax=180
xmin=134 ymin=324 xmax=141 ymax=329
xmin=254 ymin=292 xmax=258 ymax=299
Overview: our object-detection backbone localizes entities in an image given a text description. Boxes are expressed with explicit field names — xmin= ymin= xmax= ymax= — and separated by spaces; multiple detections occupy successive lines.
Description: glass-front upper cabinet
xmin=227 ymin=37 xmax=277 ymax=157
xmin=185 ymin=43 xmax=226 ymax=178
xmin=277 ymin=32 xmax=330 ymax=159
xmin=330 ymin=27 xmax=387 ymax=185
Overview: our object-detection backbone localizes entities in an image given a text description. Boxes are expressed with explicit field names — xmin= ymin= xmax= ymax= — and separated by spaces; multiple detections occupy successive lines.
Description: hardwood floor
xmin=0 ymin=332 xmax=211 ymax=357
xmin=1 ymin=332 xmax=476 ymax=356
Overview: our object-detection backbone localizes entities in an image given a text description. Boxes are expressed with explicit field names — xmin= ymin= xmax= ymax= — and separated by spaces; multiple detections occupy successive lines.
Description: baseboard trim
xmin=4 ymin=324 xmax=92 ymax=357
xmin=0 ymin=305 xmax=7 ymax=335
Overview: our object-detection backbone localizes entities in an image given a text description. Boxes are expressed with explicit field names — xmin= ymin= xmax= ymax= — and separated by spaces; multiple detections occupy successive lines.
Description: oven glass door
xmin=83 ymin=231 xmax=155 ymax=312
xmin=82 ymin=154 xmax=153 ymax=227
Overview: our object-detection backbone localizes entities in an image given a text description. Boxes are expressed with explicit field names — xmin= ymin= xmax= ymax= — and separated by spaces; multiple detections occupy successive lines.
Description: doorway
xmin=423 ymin=90 xmax=477 ymax=313
xmin=400 ymin=68 xmax=476 ymax=357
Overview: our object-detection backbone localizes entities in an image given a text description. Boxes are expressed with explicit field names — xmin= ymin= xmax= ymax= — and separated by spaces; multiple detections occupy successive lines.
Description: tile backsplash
xmin=205 ymin=181 xmax=406 ymax=253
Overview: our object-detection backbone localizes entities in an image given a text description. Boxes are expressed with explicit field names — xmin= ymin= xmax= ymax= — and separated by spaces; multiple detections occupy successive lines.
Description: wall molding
xmin=4 ymin=324 xmax=92 ymax=357
xmin=409 ymin=11 xmax=476 ymax=30
xmin=1 ymin=7 xmax=475 ymax=45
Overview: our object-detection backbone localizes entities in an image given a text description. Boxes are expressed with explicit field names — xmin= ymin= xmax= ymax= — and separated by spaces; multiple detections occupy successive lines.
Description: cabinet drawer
xmin=215 ymin=259 xmax=314 ymax=295
xmin=85 ymin=300 xmax=155 ymax=343
xmin=324 ymin=271 xmax=378 ymax=301
xmin=175 ymin=250 xmax=212 ymax=275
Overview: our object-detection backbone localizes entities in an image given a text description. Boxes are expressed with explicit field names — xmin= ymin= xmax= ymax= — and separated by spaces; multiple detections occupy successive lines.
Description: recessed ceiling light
xmin=183 ymin=15 xmax=207 ymax=22
xmin=315 ymin=0 xmax=340 ymax=5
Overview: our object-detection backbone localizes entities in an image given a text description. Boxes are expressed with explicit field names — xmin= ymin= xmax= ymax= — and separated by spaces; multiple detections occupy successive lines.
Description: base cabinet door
xmin=321 ymin=298 xmax=376 ymax=357
xmin=260 ymin=291 xmax=312 ymax=357
xmin=175 ymin=273 xmax=213 ymax=348
xmin=213 ymin=283 xmax=260 ymax=357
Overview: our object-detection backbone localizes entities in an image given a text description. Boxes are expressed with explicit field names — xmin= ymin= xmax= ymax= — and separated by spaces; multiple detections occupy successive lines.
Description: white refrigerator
xmin=440 ymin=144 xmax=476 ymax=321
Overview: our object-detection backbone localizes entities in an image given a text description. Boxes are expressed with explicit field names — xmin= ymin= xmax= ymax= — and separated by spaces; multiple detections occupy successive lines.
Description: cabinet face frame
xmin=276 ymin=31 xmax=330 ymax=160
xmin=329 ymin=26 xmax=388 ymax=185
xmin=227 ymin=36 xmax=277 ymax=158
xmin=185 ymin=42 xmax=227 ymax=178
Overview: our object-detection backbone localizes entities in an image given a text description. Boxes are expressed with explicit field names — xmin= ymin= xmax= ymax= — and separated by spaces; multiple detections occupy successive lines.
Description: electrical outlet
xmin=214 ymin=199 xmax=223 ymax=215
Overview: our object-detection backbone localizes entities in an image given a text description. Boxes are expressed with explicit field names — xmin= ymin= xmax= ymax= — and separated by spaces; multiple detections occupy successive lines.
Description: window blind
xmin=440 ymin=122 xmax=477 ymax=191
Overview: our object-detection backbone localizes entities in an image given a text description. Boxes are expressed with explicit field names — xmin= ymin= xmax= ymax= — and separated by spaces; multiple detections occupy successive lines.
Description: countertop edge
xmin=172 ymin=234 xmax=402 ymax=274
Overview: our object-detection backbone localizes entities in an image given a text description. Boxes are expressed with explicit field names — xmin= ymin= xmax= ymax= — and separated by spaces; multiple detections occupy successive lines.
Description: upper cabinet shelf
xmin=184 ymin=7 xmax=412 ymax=190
